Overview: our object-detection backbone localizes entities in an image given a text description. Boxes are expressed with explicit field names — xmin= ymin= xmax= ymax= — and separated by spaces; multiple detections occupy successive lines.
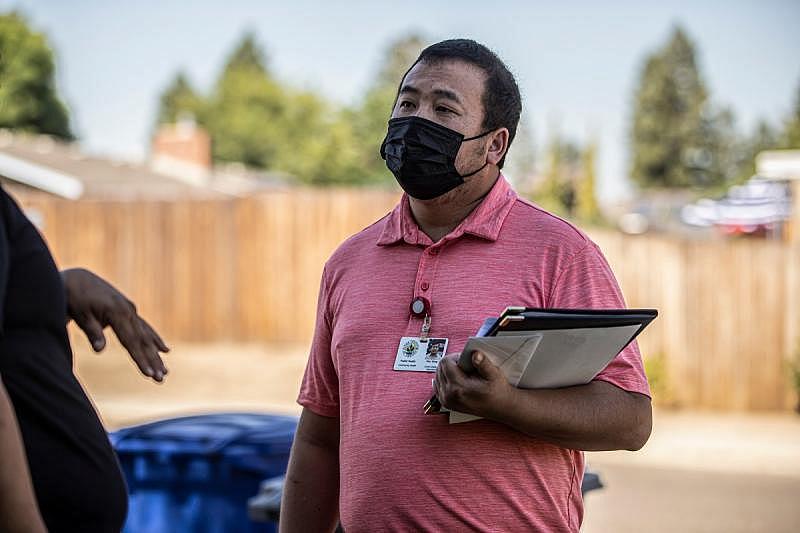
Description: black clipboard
xmin=487 ymin=306 xmax=657 ymax=336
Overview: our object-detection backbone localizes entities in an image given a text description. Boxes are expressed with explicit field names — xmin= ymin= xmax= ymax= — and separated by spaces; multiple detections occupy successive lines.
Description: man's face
xmin=391 ymin=59 xmax=490 ymax=180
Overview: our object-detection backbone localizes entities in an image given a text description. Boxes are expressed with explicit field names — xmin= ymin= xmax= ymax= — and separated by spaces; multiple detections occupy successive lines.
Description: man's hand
xmin=433 ymin=351 xmax=513 ymax=418
xmin=61 ymin=268 xmax=169 ymax=382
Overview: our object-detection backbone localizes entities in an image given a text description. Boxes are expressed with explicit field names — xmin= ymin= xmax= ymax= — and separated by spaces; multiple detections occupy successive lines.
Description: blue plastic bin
xmin=110 ymin=413 xmax=298 ymax=533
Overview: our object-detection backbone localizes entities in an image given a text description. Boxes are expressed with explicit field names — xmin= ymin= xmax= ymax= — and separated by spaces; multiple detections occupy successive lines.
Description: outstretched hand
xmin=62 ymin=268 xmax=170 ymax=382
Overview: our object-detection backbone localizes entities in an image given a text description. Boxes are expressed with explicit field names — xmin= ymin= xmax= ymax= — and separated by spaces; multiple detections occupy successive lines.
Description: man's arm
xmin=0 ymin=378 xmax=47 ymax=533
xmin=280 ymin=408 xmax=340 ymax=533
xmin=435 ymin=352 xmax=652 ymax=451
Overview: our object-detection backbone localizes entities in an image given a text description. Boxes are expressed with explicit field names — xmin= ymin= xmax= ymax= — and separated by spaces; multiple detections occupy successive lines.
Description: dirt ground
xmin=73 ymin=338 xmax=308 ymax=428
xmin=73 ymin=335 xmax=800 ymax=532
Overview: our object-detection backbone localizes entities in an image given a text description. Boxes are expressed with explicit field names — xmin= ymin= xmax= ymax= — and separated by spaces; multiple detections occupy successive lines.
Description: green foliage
xmin=154 ymin=31 xmax=428 ymax=185
xmin=535 ymin=133 xmax=574 ymax=216
xmin=205 ymin=45 xmax=289 ymax=169
xmin=783 ymin=81 xmax=800 ymax=148
xmin=0 ymin=12 xmax=72 ymax=139
xmin=372 ymin=33 xmax=427 ymax=89
xmin=630 ymin=26 xmax=733 ymax=190
xmin=345 ymin=34 xmax=428 ymax=184
xmin=533 ymin=132 xmax=602 ymax=223
xmin=734 ymin=120 xmax=780 ymax=183
xmin=643 ymin=352 xmax=672 ymax=406
xmin=223 ymin=32 xmax=269 ymax=76
xmin=156 ymin=71 xmax=203 ymax=125
xmin=199 ymin=33 xmax=364 ymax=184
xmin=790 ymin=342 xmax=800 ymax=392
xmin=575 ymin=140 xmax=600 ymax=223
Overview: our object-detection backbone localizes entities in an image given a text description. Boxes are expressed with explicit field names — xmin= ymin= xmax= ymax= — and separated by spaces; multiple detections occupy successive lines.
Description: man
xmin=281 ymin=39 xmax=651 ymax=532
xmin=0 ymin=184 xmax=169 ymax=532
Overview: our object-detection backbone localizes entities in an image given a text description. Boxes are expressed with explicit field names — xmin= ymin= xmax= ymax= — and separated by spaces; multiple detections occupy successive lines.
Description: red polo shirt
xmin=299 ymin=175 xmax=649 ymax=532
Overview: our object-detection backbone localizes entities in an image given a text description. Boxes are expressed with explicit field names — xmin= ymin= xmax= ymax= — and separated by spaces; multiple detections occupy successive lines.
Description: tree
xmin=347 ymin=34 xmax=428 ymax=184
xmin=373 ymin=33 xmax=428 ymax=89
xmin=630 ymin=26 xmax=729 ymax=189
xmin=732 ymin=119 xmax=780 ymax=183
xmin=204 ymin=33 xmax=292 ymax=169
xmin=534 ymin=131 xmax=582 ymax=218
xmin=200 ymin=32 xmax=363 ymax=184
xmin=223 ymin=32 xmax=269 ymax=76
xmin=699 ymin=106 xmax=743 ymax=191
xmin=275 ymin=91 xmax=365 ymax=185
xmin=575 ymin=141 xmax=601 ymax=223
xmin=0 ymin=12 xmax=72 ymax=139
xmin=153 ymin=31 xmax=429 ymax=185
xmin=155 ymin=71 xmax=203 ymax=125
xmin=783 ymin=80 xmax=800 ymax=148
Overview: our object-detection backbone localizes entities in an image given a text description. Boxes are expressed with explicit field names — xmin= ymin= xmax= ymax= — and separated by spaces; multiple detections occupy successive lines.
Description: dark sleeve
xmin=0 ymin=188 xmax=9 ymax=332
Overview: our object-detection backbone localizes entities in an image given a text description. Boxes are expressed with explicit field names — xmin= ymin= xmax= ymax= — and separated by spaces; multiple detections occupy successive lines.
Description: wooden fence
xmin=18 ymin=190 xmax=800 ymax=411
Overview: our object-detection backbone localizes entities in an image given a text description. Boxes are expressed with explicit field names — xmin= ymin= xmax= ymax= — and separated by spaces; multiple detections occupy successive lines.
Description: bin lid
xmin=110 ymin=413 xmax=298 ymax=458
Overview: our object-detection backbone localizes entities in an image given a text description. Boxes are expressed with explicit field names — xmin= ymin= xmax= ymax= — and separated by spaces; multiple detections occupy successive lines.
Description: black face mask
xmin=380 ymin=116 xmax=492 ymax=200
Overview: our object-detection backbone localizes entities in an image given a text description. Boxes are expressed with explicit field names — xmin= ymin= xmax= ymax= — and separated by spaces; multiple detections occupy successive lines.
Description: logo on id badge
xmin=393 ymin=337 xmax=449 ymax=372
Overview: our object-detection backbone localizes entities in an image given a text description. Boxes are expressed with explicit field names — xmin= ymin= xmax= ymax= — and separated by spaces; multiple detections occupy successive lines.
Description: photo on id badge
xmin=394 ymin=337 xmax=449 ymax=372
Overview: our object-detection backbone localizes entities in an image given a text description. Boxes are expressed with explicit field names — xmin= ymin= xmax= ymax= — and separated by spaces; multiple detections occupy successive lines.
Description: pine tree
xmin=630 ymin=26 xmax=718 ymax=189
xmin=205 ymin=33 xmax=289 ymax=169
xmin=155 ymin=71 xmax=203 ymax=125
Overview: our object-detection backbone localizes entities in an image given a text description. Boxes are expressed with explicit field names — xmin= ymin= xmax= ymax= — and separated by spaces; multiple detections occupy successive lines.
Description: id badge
xmin=393 ymin=337 xmax=449 ymax=372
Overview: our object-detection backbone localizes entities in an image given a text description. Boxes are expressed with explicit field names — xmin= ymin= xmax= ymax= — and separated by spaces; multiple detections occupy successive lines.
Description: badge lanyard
xmin=410 ymin=296 xmax=432 ymax=340
xmin=393 ymin=296 xmax=448 ymax=373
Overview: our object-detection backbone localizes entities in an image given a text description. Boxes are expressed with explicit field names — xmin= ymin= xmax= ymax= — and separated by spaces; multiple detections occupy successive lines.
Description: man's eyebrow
xmin=397 ymin=85 xmax=462 ymax=105
xmin=398 ymin=84 xmax=420 ymax=96
xmin=432 ymin=89 xmax=462 ymax=104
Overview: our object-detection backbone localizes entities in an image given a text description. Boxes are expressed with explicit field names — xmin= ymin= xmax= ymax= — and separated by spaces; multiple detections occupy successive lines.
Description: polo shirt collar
xmin=377 ymin=174 xmax=517 ymax=246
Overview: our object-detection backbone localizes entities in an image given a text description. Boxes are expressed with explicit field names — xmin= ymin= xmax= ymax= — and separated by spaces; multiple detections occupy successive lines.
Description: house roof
xmin=0 ymin=130 xmax=284 ymax=200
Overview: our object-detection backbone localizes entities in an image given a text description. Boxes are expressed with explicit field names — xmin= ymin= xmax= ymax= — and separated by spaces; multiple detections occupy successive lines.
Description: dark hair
xmin=403 ymin=39 xmax=522 ymax=169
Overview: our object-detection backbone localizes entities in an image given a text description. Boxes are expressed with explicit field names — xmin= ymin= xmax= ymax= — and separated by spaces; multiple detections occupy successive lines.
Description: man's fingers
xmin=436 ymin=357 xmax=451 ymax=387
xmin=143 ymin=320 xmax=170 ymax=353
xmin=136 ymin=320 xmax=168 ymax=380
xmin=472 ymin=351 xmax=500 ymax=380
xmin=143 ymin=345 xmax=167 ymax=382
xmin=110 ymin=316 xmax=156 ymax=378
xmin=75 ymin=313 xmax=106 ymax=352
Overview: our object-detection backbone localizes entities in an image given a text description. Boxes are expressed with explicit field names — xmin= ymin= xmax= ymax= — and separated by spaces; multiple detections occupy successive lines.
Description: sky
xmin=3 ymin=0 xmax=799 ymax=203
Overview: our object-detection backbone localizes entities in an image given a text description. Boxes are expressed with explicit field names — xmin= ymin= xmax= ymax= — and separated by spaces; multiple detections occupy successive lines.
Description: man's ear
xmin=486 ymin=128 xmax=510 ymax=166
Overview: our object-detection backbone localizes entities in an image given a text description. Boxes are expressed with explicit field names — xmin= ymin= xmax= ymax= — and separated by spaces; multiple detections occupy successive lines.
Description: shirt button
xmin=429 ymin=248 xmax=439 ymax=256
xmin=421 ymin=282 xmax=430 ymax=291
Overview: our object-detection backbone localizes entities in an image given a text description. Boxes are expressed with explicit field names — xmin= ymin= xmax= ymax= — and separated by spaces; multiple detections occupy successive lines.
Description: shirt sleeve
xmin=0 ymin=190 xmax=9 ymax=333
xmin=297 ymin=264 xmax=340 ymax=417
xmin=548 ymin=241 xmax=651 ymax=397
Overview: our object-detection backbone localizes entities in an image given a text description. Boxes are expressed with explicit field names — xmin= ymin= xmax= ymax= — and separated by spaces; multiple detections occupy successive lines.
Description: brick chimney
xmin=150 ymin=115 xmax=212 ymax=185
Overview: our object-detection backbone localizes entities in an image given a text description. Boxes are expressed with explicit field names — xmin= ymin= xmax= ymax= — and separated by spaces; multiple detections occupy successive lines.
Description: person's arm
xmin=434 ymin=352 xmax=652 ymax=451
xmin=61 ymin=268 xmax=170 ymax=381
xmin=0 ymin=378 xmax=47 ymax=533
xmin=280 ymin=408 xmax=340 ymax=533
